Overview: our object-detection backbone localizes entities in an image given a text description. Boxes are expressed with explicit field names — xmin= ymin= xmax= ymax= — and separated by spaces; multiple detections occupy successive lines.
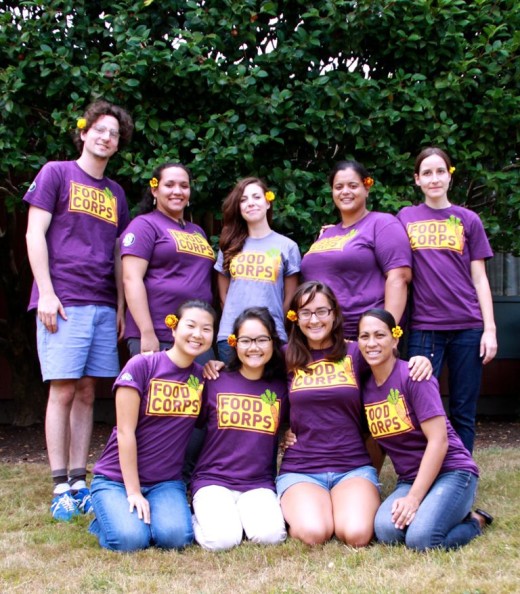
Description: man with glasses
xmin=24 ymin=100 xmax=133 ymax=520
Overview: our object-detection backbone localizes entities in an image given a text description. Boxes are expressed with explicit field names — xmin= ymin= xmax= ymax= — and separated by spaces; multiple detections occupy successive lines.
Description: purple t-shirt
xmin=93 ymin=352 xmax=205 ymax=485
xmin=191 ymin=370 xmax=288 ymax=494
xmin=120 ymin=210 xmax=215 ymax=341
xmin=300 ymin=212 xmax=412 ymax=336
xmin=397 ymin=203 xmax=493 ymax=330
xmin=280 ymin=342 xmax=372 ymax=474
xmin=362 ymin=359 xmax=479 ymax=481
xmin=24 ymin=161 xmax=130 ymax=310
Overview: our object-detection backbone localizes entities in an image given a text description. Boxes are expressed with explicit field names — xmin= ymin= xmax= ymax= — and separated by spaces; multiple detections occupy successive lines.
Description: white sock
xmin=70 ymin=479 xmax=87 ymax=492
xmin=53 ymin=482 xmax=71 ymax=496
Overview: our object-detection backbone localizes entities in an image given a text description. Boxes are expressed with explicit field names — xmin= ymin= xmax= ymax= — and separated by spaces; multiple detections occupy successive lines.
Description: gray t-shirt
xmin=215 ymin=231 xmax=301 ymax=341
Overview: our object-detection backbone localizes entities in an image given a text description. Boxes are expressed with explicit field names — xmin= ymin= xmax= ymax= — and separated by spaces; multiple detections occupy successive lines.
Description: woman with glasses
xmin=191 ymin=307 xmax=288 ymax=550
xmin=215 ymin=177 xmax=301 ymax=363
xmin=277 ymin=281 xmax=431 ymax=547
xmin=300 ymin=160 xmax=412 ymax=339
xmin=120 ymin=162 xmax=215 ymax=359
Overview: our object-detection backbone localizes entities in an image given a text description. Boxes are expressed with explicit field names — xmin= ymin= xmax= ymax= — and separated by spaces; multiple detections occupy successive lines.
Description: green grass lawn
xmin=1 ymin=448 xmax=519 ymax=594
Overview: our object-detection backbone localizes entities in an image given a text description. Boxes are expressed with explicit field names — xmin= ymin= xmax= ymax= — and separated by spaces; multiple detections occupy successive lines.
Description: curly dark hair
xmin=73 ymin=99 xmax=134 ymax=152
xmin=219 ymin=177 xmax=273 ymax=272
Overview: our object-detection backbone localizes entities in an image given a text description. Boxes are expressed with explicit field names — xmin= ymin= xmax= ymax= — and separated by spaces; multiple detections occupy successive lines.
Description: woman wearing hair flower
xmin=397 ymin=147 xmax=497 ymax=453
xmin=89 ymin=300 xmax=216 ymax=552
xmin=215 ymin=177 xmax=301 ymax=363
xmin=191 ymin=307 xmax=288 ymax=551
xmin=278 ymin=281 xmax=432 ymax=547
xmin=357 ymin=308 xmax=492 ymax=551
xmin=300 ymin=160 xmax=412 ymax=339
xmin=120 ymin=162 xmax=215 ymax=360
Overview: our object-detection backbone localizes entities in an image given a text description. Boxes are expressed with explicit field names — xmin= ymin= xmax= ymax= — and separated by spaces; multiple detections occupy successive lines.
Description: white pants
xmin=192 ymin=485 xmax=287 ymax=551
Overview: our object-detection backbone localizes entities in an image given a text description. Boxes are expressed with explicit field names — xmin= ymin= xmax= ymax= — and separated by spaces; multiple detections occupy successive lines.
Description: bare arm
xmin=471 ymin=259 xmax=497 ymax=364
xmin=122 ymin=255 xmax=158 ymax=353
xmin=283 ymin=273 xmax=299 ymax=313
xmin=116 ymin=386 xmax=150 ymax=523
xmin=384 ymin=266 xmax=412 ymax=326
xmin=217 ymin=273 xmax=230 ymax=310
xmin=25 ymin=205 xmax=67 ymax=333
xmin=391 ymin=415 xmax=448 ymax=529
xmin=114 ymin=240 xmax=125 ymax=341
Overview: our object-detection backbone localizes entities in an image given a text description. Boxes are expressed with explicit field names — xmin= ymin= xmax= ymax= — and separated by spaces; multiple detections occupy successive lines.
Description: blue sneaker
xmin=73 ymin=487 xmax=93 ymax=514
xmin=50 ymin=491 xmax=80 ymax=521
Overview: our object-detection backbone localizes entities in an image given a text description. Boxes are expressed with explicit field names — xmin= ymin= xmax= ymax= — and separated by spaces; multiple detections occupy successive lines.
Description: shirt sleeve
xmin=373 ymin=215 xmax=413 ymax=273
xmin=120 ymin=216 xmax=156 ymax=262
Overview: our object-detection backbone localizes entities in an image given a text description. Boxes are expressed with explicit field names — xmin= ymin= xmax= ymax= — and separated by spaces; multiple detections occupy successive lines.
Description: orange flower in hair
xmin=363 ymin=177 xmax=374 ymax=189
xmin=449 ymin=166 xmax=456 ymax=174
xmin=265 ymin=191 xmax=275 ymax=202
xmin=227 ymin=334 xmax=237 ymax=348
xmin=165 ymin=314 xmax=178 ymax=329
xmin=77 ymin=118 xmax=87 ymax=130
xmin=150 ymin=177 xmax=159 ymax=189
xmin=286 ymin=310 xmax=298 ymax=323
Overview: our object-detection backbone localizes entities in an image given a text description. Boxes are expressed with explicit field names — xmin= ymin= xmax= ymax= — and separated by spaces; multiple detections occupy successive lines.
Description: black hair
xmin=227 ymin=307 xmax=286 ymax=381
xmin=135 ymin=162 xmax=192 ymax=215
xmin=328 ymin=160 xmax=370 ymax=187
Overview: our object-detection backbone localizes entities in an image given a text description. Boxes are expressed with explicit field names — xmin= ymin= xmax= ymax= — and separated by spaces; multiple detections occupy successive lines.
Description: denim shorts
xmin=37 ymin=305 xmax=119 ymax=381
xmin=276 ymin=465 xmax=380 ymax=498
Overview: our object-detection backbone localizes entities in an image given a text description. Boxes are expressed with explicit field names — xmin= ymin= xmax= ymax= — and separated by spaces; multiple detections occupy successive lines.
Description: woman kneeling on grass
xmin=277 ymin=281 xmax=432 ymax=547
xmin=357 ymin=308 xmax=493 ymax=551
xmin=89 ymin=300 xmax=216 ymax=552
xmin=191 ymin=307 xmax=288 ymax=551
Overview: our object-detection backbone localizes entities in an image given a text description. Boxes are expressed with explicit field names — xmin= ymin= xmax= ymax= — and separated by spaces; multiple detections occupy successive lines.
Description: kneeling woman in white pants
xmin=191 ymin=307 xmax=288 ymax=551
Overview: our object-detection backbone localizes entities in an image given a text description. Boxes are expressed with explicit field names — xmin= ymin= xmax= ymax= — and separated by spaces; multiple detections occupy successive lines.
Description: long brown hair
xmin=285 ymin=281 xmax=346 ymax=372
xmin=219 ymin=177 xmax=273 ymax=272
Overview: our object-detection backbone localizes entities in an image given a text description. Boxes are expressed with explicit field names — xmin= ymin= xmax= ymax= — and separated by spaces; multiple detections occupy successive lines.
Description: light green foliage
xmin=1 ymin=0 xmax=519 ymax=251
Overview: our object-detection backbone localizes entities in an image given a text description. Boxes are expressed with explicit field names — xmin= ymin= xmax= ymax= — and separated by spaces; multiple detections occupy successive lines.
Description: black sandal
xmin=474 ymin=508 xmax=494 ymax=526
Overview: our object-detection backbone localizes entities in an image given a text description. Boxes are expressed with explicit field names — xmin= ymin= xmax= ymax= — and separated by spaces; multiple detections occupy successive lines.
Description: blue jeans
xmin=375 ymin=470 xmax=480 ymax=551
xmin=217 ymin=340 xmax=234 ymax=365
xmin=407 ymin=329 xmax=483 ymax=453
xmin=89 ymin=475 xmax=194 ymax=552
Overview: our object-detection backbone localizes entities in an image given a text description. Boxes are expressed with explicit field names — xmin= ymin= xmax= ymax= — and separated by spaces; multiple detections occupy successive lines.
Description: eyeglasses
xmin=91 ymin=125 xmax=120 ymax=139
xmin=236 ymin=336 xmax=272 ymax=348
xmin=297 ymin=307 xmax=333 ymax=321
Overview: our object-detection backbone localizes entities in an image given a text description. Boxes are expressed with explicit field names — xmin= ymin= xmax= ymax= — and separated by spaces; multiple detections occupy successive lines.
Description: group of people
xmin=25 ymin=99 xmax=496 ymax=554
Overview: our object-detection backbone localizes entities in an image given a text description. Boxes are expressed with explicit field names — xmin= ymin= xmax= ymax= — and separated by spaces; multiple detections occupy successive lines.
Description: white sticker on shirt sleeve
xmin=122 ymin=233 xmax=136 ymax=247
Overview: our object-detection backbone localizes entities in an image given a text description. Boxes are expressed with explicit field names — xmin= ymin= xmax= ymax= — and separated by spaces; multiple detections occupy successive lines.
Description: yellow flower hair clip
xmin=150 ymin=177 xmax=159 ymax=189
xmin=77 ymin=118 xmax=87 ymax=130
xmin=449 ymin=166 xmax=456 ymax=174
xmin=165 ymin=314 xmax=178 ymax=329
xmin=392 ymin=326 xmax=403 ymax=339
xmin=265 ymin=191 xmax=275 ymax=202
xmin=363 ymin=177 xmax=374 ymax=189
xmin=286 ymin=310 xmax=298 ymax=323
xmin=227 ymin=334 xmax=237 ymax=348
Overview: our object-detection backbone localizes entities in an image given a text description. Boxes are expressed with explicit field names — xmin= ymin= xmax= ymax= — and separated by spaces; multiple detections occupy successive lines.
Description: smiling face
xmin=239 ymin=183 xmax=270 ymax=225
xmin=153 ymin=166 xmax=191 ymax=220
xmin=297 ymin=292 xmax=335 ymax=350
xmin=236 ymin=318 xmax=273 ymax=379
xmin=357 ymin=315 xmax=397 ymax=369
xmin=331 ymin=167 xmax=369 ymax=223
xmin=415 ymin=154 xmax=451 ymax=206
xmin=172 ymin=307 xmax=214 ymax=360
xmin=80 ymin=114 xmax=120 ymax=161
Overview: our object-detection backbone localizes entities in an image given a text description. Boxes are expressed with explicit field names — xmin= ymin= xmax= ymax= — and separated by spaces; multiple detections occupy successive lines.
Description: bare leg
xmin=45 ymin=379 xmax=78 ymax=472
xmin=69 ymin=376 xmax=96 ymax=470
xmin=281 ymin=483 xmax=334 ymax=545
xmin=331 ymin=478 xmax=380 ymax=547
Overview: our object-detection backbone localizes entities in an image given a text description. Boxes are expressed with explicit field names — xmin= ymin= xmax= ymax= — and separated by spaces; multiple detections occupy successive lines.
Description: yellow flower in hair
xmin=392 ymin=325 xmax=403 ymax=339
xmin=77 ymin=118 xmax=87 ymax=130
xmin=265 ymin=191 xmax=275 ymax=202
xmin=449 ymin=166 xmax=456 ymax=174
xmin=150 ymin=177 xmax=159 ymax=189
xmin=363 ymin=177 xmax=374 ymax=188
xmin=227 ymin=334 xmax=237 ymax=348
xmin=165 ymin=314 xmax=178 ymax=329
xmin=286 ymin=310 xmax=298 ymax=323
